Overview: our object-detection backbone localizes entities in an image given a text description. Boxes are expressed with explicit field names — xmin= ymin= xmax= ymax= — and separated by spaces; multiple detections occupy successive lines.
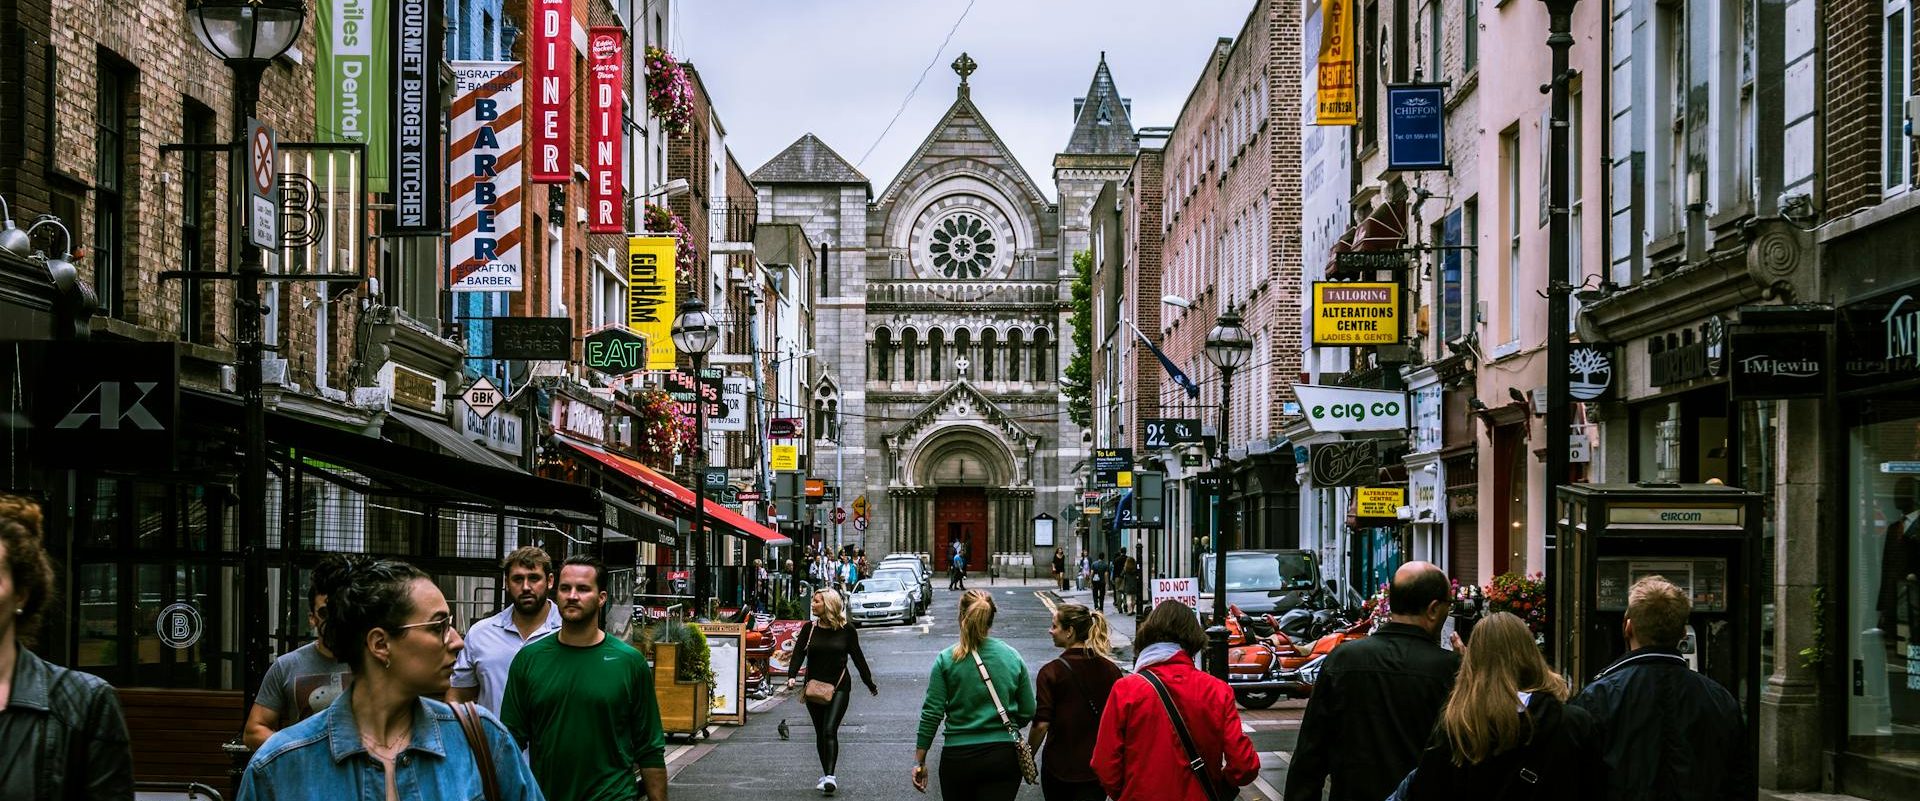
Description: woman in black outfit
xmin=786 ymin=588 xmax=878 ymax=796
xmin=1029 ymin=603 xmax=1123 ymax=801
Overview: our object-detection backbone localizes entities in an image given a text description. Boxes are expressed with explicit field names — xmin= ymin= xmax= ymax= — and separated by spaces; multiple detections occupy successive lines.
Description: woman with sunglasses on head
xmin=238 ymin=558 xmax=543 ymax=801
xmin=785 ymin=587 xmax=879 ymax=796
xmin=1028 ymin=603 xmax=1122 ymax=801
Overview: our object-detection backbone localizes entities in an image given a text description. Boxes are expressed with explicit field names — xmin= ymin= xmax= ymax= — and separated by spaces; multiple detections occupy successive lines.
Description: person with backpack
xmin=1029 ymin=604 xmax=1123 ymax=801
xmin=1398 ymin=612 xmax=1603 ymax=800
xmin=1092 ymin=600 xmax=1259 ymax=801
xmin=1089 ymin=556 xmax=1109 ymax=612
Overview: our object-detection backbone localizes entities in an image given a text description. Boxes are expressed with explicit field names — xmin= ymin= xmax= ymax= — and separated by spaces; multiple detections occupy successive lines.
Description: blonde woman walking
xmin=912 ymin=589 xmax=1034 ymax=801
xmin=1029 ymin=604 xmax=1123 ymax=801
xmin=1399 ymin=612 xmax=1603 ymax=800
xmin=786 ymin=588 xmax=878 ymax=796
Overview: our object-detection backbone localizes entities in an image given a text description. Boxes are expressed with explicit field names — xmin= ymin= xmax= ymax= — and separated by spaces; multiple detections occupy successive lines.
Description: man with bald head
xmin=1285 ymin=561 xmax=1462 ymax=801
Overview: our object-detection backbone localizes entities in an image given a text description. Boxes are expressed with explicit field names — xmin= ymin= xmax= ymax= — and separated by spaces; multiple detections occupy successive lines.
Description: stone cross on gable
xmin=952 ymin=52 xmax=977 ymax=86
xmin=955 ymin=355 xmax=971 ymax=377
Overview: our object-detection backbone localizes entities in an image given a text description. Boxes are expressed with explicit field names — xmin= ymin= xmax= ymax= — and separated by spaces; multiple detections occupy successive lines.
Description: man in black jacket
xmin=1286 ymin=561 xmax=1461 ymax=801
xmin=1571 ymin=575 xmax=1749 ymax=801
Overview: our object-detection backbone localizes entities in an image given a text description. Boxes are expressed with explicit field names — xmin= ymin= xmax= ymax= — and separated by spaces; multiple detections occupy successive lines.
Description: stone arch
xmin=814 ymin=379 xmax=840 ymax=441
xmin=906 ymin=424 xmax=1018 ymax=488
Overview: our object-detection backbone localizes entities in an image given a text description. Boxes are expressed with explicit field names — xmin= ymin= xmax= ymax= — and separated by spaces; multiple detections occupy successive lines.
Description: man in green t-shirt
xmin=502 ymin=554 xmax=667 ymax=801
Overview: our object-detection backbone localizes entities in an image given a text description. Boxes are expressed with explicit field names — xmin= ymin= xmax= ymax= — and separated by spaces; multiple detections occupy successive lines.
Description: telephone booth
xmin=1553 ymin=483 xmax=1763 ymax=715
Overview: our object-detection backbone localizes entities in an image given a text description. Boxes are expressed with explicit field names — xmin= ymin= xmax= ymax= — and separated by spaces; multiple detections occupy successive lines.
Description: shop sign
xmin=527 ymin=0 xmax=571 ymax=183
xmin=1094 ymin=448 xmax=1134 ymax=488
xmin=1309 ymin=440 xmax=1378 ymax=487
xmin=388 ymin=0 xmax=440 ymax=231
xmin=1604 ymin=505 xmax=1742 ymax=526
xmin=488 ymin=317 xmax=572 ymax=361
xmin=1408 ymin=464 xmax=1444 ymax=521
xmin=769 ymin=418 xmax=801 ymax=439
xmin=583 ymin=327 xmax=649 ymax=375
xmin=389 ymin=363 xmax=441 ymax=412
xmin=805 ymin=478 xmax=826 ymax=500
xmin=1141 ymin=417 xmax=1203 ymax=449
xmin=553 ymin=396 xmax=607 ymax=443
xmin=1411 ymin=384 xmax=1442 ymax=453
xmin=1294 ymin=382 xmax=1407 ymax=433
xmin=463 ymin=404 xmax=523 ymax=455
xmin=317 ymin=0 xmax=389 ymax=193
xmin=1385 ymin=84 xmax=1447 ymax=171
xmin=1314 ymin=0 xmax=1356 ymax=125
xmin=1840 ymin=289 xmax=1920 ymax=393
xmin=770 ymin=444 xmax=798 ymax=471
xmin=449 ymin=61 xmax=523 ymax=291
xmin=1355 ymin=486 xmax=1405 ymax=517
xmin=1568 ymin=343 xmax=1614 ymax=400
xmin=155 ymin=602 xmax=204 ymax=650
xmin=586 ymin=27 xmax=626 ymax=232
xmin=1728 ymin=329 xmax=1826 ymax=399
xmin=1312 ymin=282 xmax=1401 ymax=346
xmin=713 ymin=376 xmax=749 ymax=433
xmin=460 ymin=376 xmax=502 ymax=419
xmin=664 ymin=368 xmax=723 ymax=418
xmin=1647 ymin=317 xmax=1726 ymax=386
xmin=626 ymin=237 xmax=677 ymax=369
xmin=27 ymin=341 xmax=180 ymax=470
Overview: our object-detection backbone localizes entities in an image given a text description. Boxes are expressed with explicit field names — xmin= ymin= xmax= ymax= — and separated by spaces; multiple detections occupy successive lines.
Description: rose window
xmin=928 ymin=213 xmax=997 ymax=278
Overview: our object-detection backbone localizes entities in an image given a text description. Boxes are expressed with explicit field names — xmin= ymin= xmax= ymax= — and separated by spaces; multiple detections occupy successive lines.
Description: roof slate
xmin=749 ymin=133 xmax=869 ymax=185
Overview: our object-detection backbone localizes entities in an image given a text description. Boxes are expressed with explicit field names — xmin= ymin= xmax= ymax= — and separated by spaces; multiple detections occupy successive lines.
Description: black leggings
xmin=938 ymin=741 xmax=1022 ymax=801
xmin=805 ymin=682 xmax=852 ymax=775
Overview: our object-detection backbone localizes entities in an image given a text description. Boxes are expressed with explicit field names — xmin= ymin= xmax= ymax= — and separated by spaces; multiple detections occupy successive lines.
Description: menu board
xmin=1594 ymin=557 xmax=1728 ymax=612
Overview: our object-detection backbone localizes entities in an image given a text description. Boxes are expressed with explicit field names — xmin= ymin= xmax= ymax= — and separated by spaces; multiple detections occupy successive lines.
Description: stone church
xmin=752 ymin=54 xmax=1136 ymax=569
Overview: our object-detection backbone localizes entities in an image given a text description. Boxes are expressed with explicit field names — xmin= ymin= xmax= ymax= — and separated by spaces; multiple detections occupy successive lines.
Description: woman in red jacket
xmin=1093 ymin=601 xmax=1259 ymax=801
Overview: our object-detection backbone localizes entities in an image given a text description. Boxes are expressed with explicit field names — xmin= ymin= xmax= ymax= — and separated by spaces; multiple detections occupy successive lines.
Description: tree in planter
xmin=630 ymin=617 xmax=717 ymax=697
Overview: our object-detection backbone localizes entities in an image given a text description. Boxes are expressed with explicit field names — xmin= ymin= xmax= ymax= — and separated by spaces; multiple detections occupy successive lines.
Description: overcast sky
xmin=673 ymin=1 xmax=1262 ymax=201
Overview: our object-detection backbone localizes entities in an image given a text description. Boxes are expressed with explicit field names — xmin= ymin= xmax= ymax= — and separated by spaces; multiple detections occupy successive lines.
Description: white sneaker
xmin=822 ymin=775 xmax=837 ymax=795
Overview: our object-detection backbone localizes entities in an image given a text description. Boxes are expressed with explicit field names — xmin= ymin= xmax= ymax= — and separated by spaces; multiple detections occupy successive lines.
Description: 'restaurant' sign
xmin=449 ymin=62 xmax=523 ymax=291
xmin=587 ymin=28 xmax=626 ymax=233
xmin=1312 ymin=282 xmax=1401 ymax=345
xmin=527 ymin=0 xmax=571 ymax=183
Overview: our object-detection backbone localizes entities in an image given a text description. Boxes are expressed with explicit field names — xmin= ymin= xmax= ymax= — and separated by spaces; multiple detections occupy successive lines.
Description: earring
xmin=381 ymin=657 xmax=392 ymax=670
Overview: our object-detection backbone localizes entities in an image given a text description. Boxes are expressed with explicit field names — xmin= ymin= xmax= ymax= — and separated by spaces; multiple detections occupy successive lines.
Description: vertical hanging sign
xmin=588 ymin=27 xmax=626 ymax=233
xmin=627 ymin=236 xmax=677 ymax=368
xmin=449 ymin=62 xmax=524 ymax=291
xmin=528 ymin=0 xmax=571 ymax=184
xmin=317 ymin=0 xmax=390 ymax=191
xmin=1315 ymin=0 xmax=1357 ymax=126
xmin=388 ymin=0 xmax=441 ymax=232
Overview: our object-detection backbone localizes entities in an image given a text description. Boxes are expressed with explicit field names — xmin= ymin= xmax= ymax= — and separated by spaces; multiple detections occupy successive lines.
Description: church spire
xmin=1063 ymin=53 xmax=1136 ymax=156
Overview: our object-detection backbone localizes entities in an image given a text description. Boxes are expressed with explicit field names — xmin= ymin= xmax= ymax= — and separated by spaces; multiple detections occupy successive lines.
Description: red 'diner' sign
xmin=587 ymin=28 xmax=625 ymax=233
xmin=528 ymin=0 xmax=571 ymax=183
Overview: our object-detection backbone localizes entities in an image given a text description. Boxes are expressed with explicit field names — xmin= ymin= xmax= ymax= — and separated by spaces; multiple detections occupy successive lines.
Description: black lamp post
xmin=1541 ymin=0 xmax=1578 ymax=652
xmin=185 ymin=0 xmax=305 ymax=711
xmin=1202 ymin=309 xmax=1253 ymax=679
xmin=673 ymin=295 xmax=719 ymax=615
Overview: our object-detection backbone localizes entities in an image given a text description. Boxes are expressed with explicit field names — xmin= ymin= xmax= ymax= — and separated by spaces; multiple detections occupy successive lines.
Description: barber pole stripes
xmin=449 ymin=61 xmax=524 ymax=292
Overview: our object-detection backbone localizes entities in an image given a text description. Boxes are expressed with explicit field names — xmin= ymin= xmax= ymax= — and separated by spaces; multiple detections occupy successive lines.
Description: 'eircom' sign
xmin=1312 ymin=282 xmax=1402 ymax=346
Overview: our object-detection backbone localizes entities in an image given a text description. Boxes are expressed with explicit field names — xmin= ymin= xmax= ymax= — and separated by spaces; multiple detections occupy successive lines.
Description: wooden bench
xmin=118 ymin=688 xmax=245 ymax=795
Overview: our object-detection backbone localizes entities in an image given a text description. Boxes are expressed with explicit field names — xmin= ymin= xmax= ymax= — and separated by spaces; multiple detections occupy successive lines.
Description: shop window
xmin=95 ymin=53 xmax=133 ymax=320
xmin=1888 ymin=0 xmax=1913 ymax=194
xmin=1847 ymin=398 xmax=1920 ymax=761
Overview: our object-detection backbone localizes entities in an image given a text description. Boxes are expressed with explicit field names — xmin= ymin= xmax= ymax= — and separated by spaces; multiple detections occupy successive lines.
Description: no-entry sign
xmin=246 ymin=118 xmax=279 ymax=251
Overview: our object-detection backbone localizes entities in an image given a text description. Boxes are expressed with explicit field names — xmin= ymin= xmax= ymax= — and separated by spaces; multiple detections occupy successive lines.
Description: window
xmin=927 ymin=328 xmax=944 ymax=381
xmin=1464 ymin=0 xmax=1478 ymax=71
xmin=1363 ymin=1 xmax=1381 ymax=149
xmin=95 ymin=55 xmax=131 ymax=320
xmin=180 ymin=102 xmax=215 ymax=343
xmin=1007 ymin=329 xmax=1024 ymax=382
xmin=874 ymin=328 xmax=892 ymax=381
xmin=1465 ymin=197 xmax=1480 ymax=329
xmin=1394 ymin=0 xmax=1411 ymax=83
xmin=1888 ymin=0 xmax=1912 ymax=193
xmin=1503 ymin=130 xmax=1521 ymax=344
xmin=1654 ymin=1 xmax=1686 ymax=235
xmin=902 ymin=329 xmax=918 ymax=381
xmin=1428 ymin=0 xmax=1443 ymax=81
xmin=981 ymin=329 xmax=997 ymax=381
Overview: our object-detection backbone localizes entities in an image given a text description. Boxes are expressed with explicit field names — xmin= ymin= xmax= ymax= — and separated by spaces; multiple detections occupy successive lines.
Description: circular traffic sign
xmin=251 ymin=129 xmax=275 ymax=194
xmin=853 ymin=518 xmax=868 ymax=531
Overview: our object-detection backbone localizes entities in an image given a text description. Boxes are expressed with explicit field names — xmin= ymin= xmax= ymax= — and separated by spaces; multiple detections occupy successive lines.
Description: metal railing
xmin=134 ymin=781 xmax=225 ymax=801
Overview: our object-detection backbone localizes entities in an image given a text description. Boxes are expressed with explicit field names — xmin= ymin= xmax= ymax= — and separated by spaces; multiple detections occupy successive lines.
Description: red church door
xmin=936 ymin=488 xmax=988 ymax=572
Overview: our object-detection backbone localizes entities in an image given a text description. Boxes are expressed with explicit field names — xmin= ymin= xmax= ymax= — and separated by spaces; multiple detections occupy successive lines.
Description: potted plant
xmin=630 ymin=618 xmax=714 ymax=736
xmin=1483 ymin=572 xmax=1549 ymax=639
xmin=644 ymin=45 xmax=695 ymax=136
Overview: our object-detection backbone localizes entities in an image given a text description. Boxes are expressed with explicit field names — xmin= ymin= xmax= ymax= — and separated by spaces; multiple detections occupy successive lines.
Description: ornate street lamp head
xmin=185 ymin=0 xmax=307 ymax=64
xmin=671 ymin=296 xmax=719 ymax=356
xmin=1204 ymin=310 xmax=1254 ymax=371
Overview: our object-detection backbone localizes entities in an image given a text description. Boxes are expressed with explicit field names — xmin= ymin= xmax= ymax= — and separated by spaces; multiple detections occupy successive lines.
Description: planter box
xmin=652 ymin=641 xmax=711 ymax=737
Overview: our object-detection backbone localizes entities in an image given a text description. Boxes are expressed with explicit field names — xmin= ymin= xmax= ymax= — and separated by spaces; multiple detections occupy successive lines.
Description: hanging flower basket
xmin=645 ymin=46 xmax=696 ymax=137
xmin=1483 ymin=572 xmax=1549 ymax=635
xmin=643 ymin=203 xmax=699 ymax=269
xmin=633 ymin=388 xmax=694 ymax=468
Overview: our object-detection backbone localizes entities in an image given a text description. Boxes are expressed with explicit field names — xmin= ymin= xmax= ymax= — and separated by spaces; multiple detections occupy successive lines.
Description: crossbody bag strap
xmin=452 ymin=701 xmax=503 ymax=801
xmin=969 ymin=651 xmax=1022 ymax=736
xmin=1056 ymin=656 xmax=1103 ymax=719
xmin=1140 ymin=670 xmax=1226 ymax=801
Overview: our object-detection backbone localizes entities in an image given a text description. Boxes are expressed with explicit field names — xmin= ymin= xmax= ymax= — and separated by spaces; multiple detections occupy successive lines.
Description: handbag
xmin=450 ymin=701 xmax=502 ymax=801
xmin=969 ymin=650 xmax=1040 ymax=785
xmin=1140 ymin=670 xmax=1229 ymax=801
xmin=804 ymin=669 xmax=845 ymax=705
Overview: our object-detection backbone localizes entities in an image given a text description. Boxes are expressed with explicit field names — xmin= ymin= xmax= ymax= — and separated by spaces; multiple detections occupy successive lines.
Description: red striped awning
xmin=561 ymin=439 xmax=791 ymax=546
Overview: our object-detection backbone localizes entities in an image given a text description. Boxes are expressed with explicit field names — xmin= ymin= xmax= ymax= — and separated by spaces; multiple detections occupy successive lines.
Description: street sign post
xmin=1142 ymin=418 xmax=1203 ymax=449
xmin=461 ymin=376 xmax=503 ymax=419
xmin=246 ymin=118 xmax=280 ymax=251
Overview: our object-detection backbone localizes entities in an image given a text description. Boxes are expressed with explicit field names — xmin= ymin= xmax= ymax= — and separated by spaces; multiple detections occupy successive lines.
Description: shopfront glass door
xmin=1847 ymin=399 xmax=1920 ymax=760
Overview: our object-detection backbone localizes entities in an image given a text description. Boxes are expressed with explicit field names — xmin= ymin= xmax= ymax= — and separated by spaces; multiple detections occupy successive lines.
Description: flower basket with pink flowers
xmin=644 ymin=46 xmax=695 ymax=136
xmin=633 ymin=388 xmax=694 ymax=469
xmin=1483 ymin=572 xmax=1549 ymax=635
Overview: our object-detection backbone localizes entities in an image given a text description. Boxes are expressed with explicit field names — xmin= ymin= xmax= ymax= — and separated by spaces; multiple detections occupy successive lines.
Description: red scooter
xmin=1226 ymin=603 xmax=1369 ymax=708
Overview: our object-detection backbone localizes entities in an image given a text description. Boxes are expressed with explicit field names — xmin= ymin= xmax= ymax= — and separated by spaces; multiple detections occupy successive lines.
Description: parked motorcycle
xmin=1226 ymin=601 xmax=1368 ymax=709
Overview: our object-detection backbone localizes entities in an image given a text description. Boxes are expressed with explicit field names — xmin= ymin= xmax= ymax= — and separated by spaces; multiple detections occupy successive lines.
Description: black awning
xmin=386 ymin=408 xmax=526 ymax=474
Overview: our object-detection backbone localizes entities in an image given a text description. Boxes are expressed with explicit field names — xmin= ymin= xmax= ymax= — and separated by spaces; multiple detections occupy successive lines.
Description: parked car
xmin=879 ymin=554 xmax=934 ymax=603
xmin=1197 ymin=549 xmax=1324 ymax=624
xmin=848 ymin=578 xmax=915 ymax=627
xmin=871 ymin=566 xmax=927 ymax=616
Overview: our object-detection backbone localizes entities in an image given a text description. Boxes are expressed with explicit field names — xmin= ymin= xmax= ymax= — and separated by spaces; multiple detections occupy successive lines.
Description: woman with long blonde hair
xmin=786 ymin=588 xmax=878 ymax=796
xmin=912 ymin=589 xmax=1034 ymax=801
xmin=1029 ymin=603 xmax=1123 ymax=801
xmin=1401 ymin=612 xmax=1603 ymax=800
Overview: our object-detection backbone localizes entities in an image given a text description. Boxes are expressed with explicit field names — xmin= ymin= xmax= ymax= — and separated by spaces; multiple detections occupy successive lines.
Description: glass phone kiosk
xmin=1554 ymin=483 xmax=1763 ymax=711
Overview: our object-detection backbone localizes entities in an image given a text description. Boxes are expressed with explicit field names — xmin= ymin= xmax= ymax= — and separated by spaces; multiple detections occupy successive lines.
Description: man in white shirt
xmin=449 ymin=546 xmax=563 ymax=714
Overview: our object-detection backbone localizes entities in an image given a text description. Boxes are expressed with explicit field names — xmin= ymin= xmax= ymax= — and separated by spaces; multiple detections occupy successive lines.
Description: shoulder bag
xmin=1140 ymin=669 xmax=1228 ymax=801
xmin=970 ymin=650 xmax=1040 ymax=785
xmin=1055 ymin=656 xmax=1104 ymax=719
xmin=805 ymin=668 xmax=845 ymax=705
xmin=450 ymin=701 xmax=502 ymax=801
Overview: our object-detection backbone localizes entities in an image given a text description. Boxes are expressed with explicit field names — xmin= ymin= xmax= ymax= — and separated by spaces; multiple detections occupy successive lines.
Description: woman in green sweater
xmin=912 ymin=588 xmax=1035 ymax=801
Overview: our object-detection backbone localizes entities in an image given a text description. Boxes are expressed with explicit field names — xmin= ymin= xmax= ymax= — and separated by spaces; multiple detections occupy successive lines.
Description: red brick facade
xmin=1124 ymin=147 xmax=1165 ymax=442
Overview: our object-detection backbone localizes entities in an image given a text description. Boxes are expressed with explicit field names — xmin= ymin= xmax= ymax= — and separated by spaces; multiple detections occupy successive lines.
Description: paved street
xmin=664 ymin=581 xmax=1303 ymax=801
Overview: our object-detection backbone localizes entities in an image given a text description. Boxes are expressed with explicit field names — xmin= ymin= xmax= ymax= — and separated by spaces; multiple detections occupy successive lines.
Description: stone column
xmin=1759 ymin=397 xmax=1824 ymax=790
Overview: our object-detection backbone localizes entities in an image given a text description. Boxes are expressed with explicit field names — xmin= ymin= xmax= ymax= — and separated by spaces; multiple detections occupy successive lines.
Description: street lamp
xmin=673 ymin=295 xmax=720 ymax=614
xmin=1202 ymin=309 xmax=1253 ymax=680
xmin=1540 ymin=0 xmax=1579 ymax=660
xmin=185 ymin=0 xmax=305 ymax=714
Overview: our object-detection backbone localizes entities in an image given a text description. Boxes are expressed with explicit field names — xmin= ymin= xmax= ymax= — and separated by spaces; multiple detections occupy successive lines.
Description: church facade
xmin=751 ymin=55 xmax=1136 ymax=568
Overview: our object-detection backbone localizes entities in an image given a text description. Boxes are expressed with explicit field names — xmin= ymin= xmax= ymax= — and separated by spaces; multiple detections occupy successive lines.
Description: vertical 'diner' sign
xmin=627 ymin=237 xmax=677 ymax=369
xmin=588 ymin=28 xmax=626 ymax=233
xmin=528 ymin=0 xmax=571 ymax=184
xmin=388 ymin=0 xmax=441 ymax=231
xmin=318 ymin=0 xmax=390 ymax=190
xmin=449 ymin=62 xmax=523 ymax=291
xmin=1316 ymin=0 xmax=1356 ymax=126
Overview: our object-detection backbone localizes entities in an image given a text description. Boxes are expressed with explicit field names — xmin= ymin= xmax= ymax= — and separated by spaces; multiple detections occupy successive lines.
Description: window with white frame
xmin=1887 ymin=0 xmax=1912 ymax=193
xmin=1654 ymin=1 xmax=1686 ymax=236
xmin=1503 ymin=129 xmax=1521 ymax=345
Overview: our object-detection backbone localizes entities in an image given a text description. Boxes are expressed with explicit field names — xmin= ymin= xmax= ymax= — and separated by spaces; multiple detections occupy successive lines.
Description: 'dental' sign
xmin=449 ymin=62 xmax=523 ymax=292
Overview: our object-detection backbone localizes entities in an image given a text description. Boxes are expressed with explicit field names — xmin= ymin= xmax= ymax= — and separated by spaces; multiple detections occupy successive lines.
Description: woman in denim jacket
xmin=239 ymin=558 xmax=543 ymax=801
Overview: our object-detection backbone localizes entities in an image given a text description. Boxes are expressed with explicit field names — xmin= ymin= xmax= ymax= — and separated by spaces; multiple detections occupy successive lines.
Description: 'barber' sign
xmin=449 ymin=62 xmax=524 ymax=292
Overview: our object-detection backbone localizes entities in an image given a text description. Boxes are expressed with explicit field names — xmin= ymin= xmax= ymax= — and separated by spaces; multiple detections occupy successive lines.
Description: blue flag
xmin=1135 ymin=327 xmax=1201 ymax=399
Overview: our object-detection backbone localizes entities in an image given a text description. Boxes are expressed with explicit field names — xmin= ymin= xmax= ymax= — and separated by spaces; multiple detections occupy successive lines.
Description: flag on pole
xmin=1131 ymin=322 xmax=1200 ymax=399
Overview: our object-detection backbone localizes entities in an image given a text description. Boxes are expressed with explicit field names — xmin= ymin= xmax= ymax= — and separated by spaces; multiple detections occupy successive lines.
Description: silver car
xmin=848 ymin=578 xmax=914 ymax=626
xmin=871 ymin=567 xmax=926 ymax=615
xmin=879 ymin=554 xmax=934 ymax=604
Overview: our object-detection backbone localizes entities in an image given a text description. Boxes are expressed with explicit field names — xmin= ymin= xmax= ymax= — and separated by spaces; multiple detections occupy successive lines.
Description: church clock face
xmin=927 ymin=212 xmax=998 ymax=279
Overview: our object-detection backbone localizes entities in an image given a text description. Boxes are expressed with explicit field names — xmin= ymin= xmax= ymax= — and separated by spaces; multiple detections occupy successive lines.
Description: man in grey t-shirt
xmin=243 ymin=555 xmax=356 ymax=750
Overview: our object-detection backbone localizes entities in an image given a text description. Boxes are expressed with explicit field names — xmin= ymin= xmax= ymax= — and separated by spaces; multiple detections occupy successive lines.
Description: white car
xmin=848 ymin=578 xmax=915 ymax=626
